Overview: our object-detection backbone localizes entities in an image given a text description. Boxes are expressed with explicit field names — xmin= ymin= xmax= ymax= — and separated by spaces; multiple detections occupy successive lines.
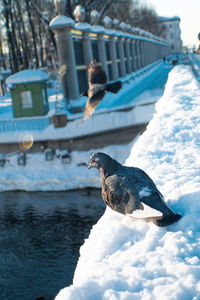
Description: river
xmin=0 ymin=189 xmax=105 ymax=300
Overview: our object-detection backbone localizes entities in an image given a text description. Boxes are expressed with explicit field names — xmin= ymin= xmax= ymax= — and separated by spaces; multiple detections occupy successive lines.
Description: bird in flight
xmin=88 ymin=152 xmax=181 ymax=227
xmin=83 ymin=61 xmax=122 ymax=120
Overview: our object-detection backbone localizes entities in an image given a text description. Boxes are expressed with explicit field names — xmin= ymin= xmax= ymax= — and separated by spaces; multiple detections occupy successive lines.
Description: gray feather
xmin=88 ymin=152 xmax=181 ymax=226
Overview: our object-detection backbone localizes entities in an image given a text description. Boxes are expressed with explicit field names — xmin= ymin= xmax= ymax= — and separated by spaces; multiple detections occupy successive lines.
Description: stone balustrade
xmin=50 ymin=2 xmax=172 ymax=109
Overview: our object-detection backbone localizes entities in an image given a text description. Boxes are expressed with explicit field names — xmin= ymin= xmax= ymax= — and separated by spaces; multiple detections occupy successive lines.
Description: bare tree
xmin=30 ymin=0 xmax=57 ymax=50
xmin=103 ymin=0 xmax=138 ymax=23
xmin=0 ymin=37 xmax=6 ymax=70
xmin=25 ymin=0 xmax=39 ymax=68
xmin=0 ymin=0 xmax=164 ymax=74
xmin=2 ymin=0 xmax=18 ymax=72
xmin=131 ymin=6 xmax=163 ymax=35
xmin=14 ymin=0 xmax=30 ymax=69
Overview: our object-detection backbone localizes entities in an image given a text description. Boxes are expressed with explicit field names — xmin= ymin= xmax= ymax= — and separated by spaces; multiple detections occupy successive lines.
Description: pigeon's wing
xmin=83 ymin=88 xmax=105 ymax=120
xmin=83 ymin=62 xmax=109 ymax=120
xmin=105 ymin=81 xmax=122 ymax=93
xmin=126 ymin=167 xmax=175 ymax=218
xmin=104 ymin=174 xmax=164 ymax=219
xmin=126 ymin=166 xmax=162 ymax=195
xmin=103 ymin=174 xmax=142 ymax=215
xmin=83 ymin=79 xmax=122 ymax=120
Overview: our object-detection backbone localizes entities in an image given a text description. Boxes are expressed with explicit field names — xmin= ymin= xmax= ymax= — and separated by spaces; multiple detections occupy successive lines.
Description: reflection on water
xmin=0 ymin=189 xmax=105 ymax=300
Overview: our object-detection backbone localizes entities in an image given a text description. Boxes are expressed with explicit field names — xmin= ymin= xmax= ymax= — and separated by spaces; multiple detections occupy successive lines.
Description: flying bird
xmin=88 ymin=152 xmax=181 ymax=227
xmin=83 ymin=61 xmax=122 ymax=120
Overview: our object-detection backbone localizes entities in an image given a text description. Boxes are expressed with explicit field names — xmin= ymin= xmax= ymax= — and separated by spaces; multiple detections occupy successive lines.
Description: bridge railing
xmin=0 ymin=117 xmax=50 ymax=133
xmin=49 ymin=2 xmax=172 ymax=109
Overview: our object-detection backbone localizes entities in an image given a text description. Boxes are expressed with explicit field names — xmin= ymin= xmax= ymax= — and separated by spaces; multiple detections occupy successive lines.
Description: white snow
xmin=0 ymin=140 xmax=136 ymax=192
xmin=5 ymin=69 xmax=49 ymax=88
xmin=49 ymin=15 xmax=75 ymax=28
xmin=55 ymin=64 xmax=200 ymax=300
xmin=75 ymin=23 xmax=91 ymax=32
xmin=91 ymin=25 xmax=105 ymax=34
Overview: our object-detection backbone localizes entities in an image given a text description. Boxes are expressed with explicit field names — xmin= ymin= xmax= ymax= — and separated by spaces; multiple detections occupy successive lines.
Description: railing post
xmin=117 ymin=22 xmax=126 ymax=77
xmin=131 ymin=38 xmax=137 ymax=71
xmin=144 ymin=32 xmax=150 ymax=66
xmin=124 ymin=24 xmax=132 ymax=74
xmin=140 ymin=39 xmax=145 ymax=67
xmin=97 ymin=36 xmax=108 ymax=76
xmin=145 ymin=41 xmax=149 ymax=66
xmin=149 ymin=41 xmax=153 ymax=64
xmin=49 ymin=0 xmax=79 ymax=104
xmin=74 ymin=5 xmax=93 ymax=67
xmin=135 ymin=40 xmax=139 ymax=70
xmin=90 ymin=12 xmax=107 ymax=75
xmin=138 ymin=30 xmax=144 ymax=69
xmin=83 ymin=30 xmax=93 ymax=65
xmin=133 ymin=28 xmax=141 ymax=70
xmin=138 ymin=30 xmax=144 ymax=68
xmin=137 ymin=40 xmax=142 ymax=69
xmin=144 ymin=40 xmax=149 ymax=66
xmin=131 ymin=28 xmax=138 ymax=71
xmin=103 ymin=16 xmax=119 ymax=81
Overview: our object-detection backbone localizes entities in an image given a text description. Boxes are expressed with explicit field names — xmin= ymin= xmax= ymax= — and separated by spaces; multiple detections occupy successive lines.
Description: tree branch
xmin=30 ymin=0 xmax=57 ymax=51
xmin=30 ymin=0 xmax=50 ymax=24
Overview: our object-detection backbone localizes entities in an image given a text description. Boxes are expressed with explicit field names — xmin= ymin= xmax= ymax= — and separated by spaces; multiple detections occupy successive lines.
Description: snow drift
xmin=56 ymin=65 xmax=200 ymax=300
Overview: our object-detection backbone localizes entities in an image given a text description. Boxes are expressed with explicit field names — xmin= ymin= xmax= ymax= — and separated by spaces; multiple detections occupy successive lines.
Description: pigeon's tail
xmin=105 ymin=81 xmax=122 ymax=93
xmin=154 ymin=213 xmax=182 ymax=227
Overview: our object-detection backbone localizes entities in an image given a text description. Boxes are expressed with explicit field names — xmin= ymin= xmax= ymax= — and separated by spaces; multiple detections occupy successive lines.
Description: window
xmin=42 ymin=87 xmax=47 ymax=105
xmin=21 ymin=91 xmax=33 ymax=108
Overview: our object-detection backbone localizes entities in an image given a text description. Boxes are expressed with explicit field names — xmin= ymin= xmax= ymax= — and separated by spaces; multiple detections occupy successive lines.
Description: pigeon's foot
xmin=127 ymin=215 xmax=163 ymax=224
xmin=153 ymin=213 xmax=182 ymax=227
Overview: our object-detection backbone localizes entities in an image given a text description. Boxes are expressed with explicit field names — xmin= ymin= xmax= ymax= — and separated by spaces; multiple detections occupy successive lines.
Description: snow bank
xmin=56 ymin=65 xmax=200 ymax=300
xmin=0 ymin=140 xmax=137 ymax=192
xmin=6 ymin=69 xmax=49 ymax=88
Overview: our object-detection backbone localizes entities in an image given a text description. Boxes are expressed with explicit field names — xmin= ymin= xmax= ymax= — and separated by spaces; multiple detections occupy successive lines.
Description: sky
xmin=143 ymin=0 xmax=200 ymax=49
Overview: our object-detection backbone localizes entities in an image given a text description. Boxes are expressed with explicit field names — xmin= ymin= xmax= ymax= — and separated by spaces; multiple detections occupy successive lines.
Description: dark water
xmin=0 ymin=189 xmax=105 ymax=300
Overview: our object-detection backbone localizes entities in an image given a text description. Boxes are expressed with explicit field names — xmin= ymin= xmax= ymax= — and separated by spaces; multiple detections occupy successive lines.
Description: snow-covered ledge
xmin=56 ymin=65 xmax=200 ymax=299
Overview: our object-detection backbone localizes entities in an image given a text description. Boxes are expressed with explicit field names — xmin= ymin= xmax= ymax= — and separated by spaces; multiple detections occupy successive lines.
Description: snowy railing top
xmin=50 ymin=3 xmax=171 ymax=47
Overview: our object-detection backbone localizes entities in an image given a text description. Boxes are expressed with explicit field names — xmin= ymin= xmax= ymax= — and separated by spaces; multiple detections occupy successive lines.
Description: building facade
xmin=158 ymin=16 xmax=182 ymax=53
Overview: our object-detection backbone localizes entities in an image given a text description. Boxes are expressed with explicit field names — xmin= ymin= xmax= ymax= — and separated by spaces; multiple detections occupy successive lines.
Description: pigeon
xmin=83 ymin=61 xmax=122 ymax=120
xmin=88 ymin=152 xmax=181 ymax=227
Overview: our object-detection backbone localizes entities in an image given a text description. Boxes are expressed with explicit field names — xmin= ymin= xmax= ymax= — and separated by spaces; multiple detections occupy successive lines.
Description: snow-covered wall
xmin=56 ymin=65 xmax=200 ymax=300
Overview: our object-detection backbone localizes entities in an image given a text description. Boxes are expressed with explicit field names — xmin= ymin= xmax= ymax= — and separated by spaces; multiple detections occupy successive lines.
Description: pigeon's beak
xmin=88 ymin=160 xmax=96 ymax=169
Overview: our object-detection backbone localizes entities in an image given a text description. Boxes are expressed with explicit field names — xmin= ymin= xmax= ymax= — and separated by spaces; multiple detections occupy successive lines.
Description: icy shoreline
xmin=0 ymin=138 xmax=139 ymax=192
xmin=55 ymin=65 xmax=200 ymax=300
